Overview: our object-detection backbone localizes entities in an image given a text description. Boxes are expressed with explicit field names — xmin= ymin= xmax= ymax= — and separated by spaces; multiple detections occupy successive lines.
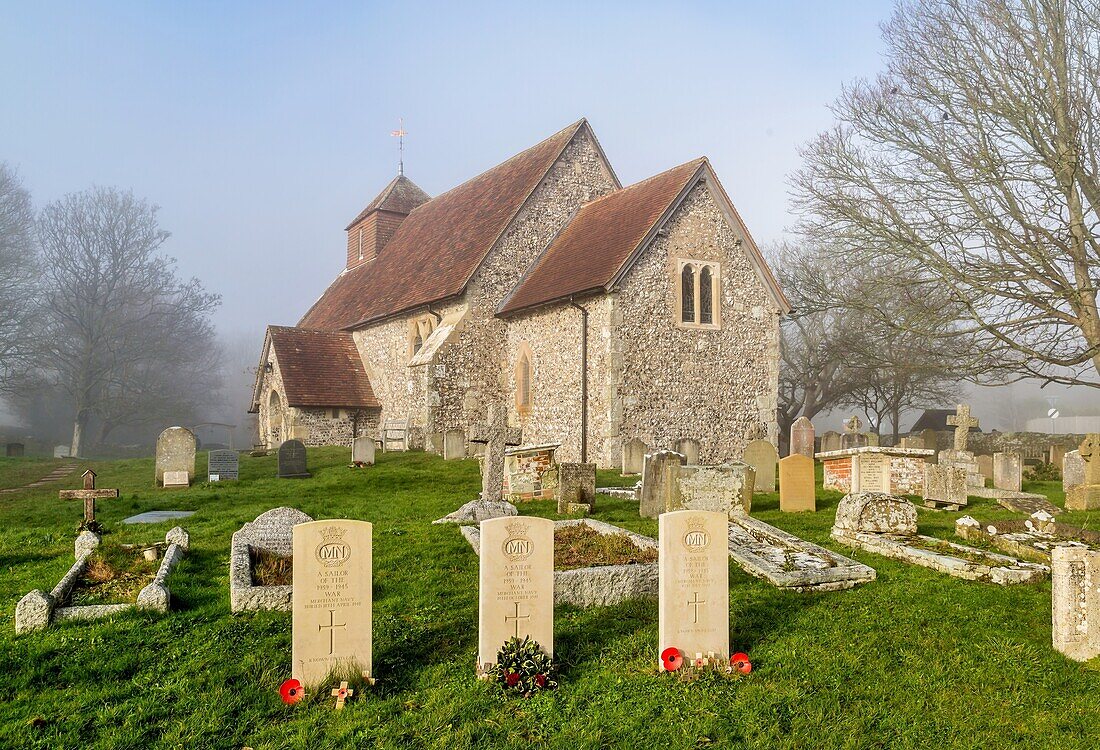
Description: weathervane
xmin=391 ymin=118 xmax=407 ymax=175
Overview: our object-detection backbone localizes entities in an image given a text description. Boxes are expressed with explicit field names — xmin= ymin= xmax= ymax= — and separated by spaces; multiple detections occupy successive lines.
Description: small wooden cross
xmin=946 ymin=404 xmax=979 ymax=452
xmin=331 ymin=681 xmax=353 ymax=709
xmin=59 ymin=469 xmax=119 ymax=523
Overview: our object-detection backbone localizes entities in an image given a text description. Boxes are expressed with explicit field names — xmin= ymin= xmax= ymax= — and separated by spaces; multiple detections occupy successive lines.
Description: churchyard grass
xmin=1 ymin=449 xmax=1099 ymax=749
xmin=0 ymin=456 xmax=74 ymax=490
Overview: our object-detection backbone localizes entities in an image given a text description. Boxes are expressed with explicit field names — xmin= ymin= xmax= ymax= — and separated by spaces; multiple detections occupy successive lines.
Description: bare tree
xmin=35 ymin=187 xmax=221 ymax=456
xmin=0 ymin=163 xmax=40 ymax=389
xmin=793 ymin=0 xmax=1100 ymax=388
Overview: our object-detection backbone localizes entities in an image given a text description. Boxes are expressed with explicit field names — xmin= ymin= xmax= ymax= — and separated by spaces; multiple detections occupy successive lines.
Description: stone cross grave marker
xmin=59 ymin=469 xmax=119 ymax=523
xmin=658 ymin=510 xmax=729 ymax=668
xmin=778 ymin=454 xmax=815 ymax=512
xmin=292 ymin=519 xmax=372 ymax=686
xmin=468 ymin=404 xmax=522 ymax=504
xmin=208 ymin=449 xmax=239 ymax=482
xmin=477 ymin=516 xmax=554 ymax=672
xmin=993 ymin=452 xmax=1022 ymax=492
xmin=279 ymin=439 xmax=311 ymax=478
xmin=841 ymin=416 xmax=867 ymax=449
xmin=352 ymin=436 xmax=375 ymax=466
xmin=790 ymin=417 xmax=815 ymax=459
xmin=155 ymin=426 xmax=196 ymax=487
xmin=743 ymin=440 xmax=778 ymax=492
xmin=946 ymin=404 xmax=979 ymax=452
xmin=622 ymin=438 xmax=647 ymax=475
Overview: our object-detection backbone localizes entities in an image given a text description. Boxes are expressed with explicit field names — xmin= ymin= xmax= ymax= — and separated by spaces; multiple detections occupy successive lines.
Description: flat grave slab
xmin=955 ymin=514 xmax=1100 ymax=564
xmin=122 ymin=510 xmax=196 ymax=525
xmin=726 ymin=515 xmax=876 ymax=592
xmin=965 ymin=485 xmax=1062 ymax=515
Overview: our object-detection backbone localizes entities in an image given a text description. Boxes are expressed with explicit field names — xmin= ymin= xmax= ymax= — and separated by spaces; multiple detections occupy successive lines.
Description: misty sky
xmin=2 ymin=1 xmax=1090 ymax=429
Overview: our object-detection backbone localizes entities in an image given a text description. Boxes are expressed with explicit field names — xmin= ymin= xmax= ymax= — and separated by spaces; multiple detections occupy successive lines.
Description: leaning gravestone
xmin=743 ymin=440 xmax=778 ymax=492
xmin=292 ymin=519 xmax=373 ymax=686
xmin=622 ymin=438 xmax=647 ymax=475
xmin=1052 ymin=546 xmax=1100 ymax=662
xmin=155 ymin=426 xmax=196 ymax=486
xmin=279 ymin=439 xmax=310 ymax=478
xmin=208 ymin=449 xmax=239 ymax=481
xmin=640 ymin=450 xmax=686 ymax=519
xmin=352 ymin=436 xmax=376 ymax=465
xmin=675 ymin=438 xmax=701 ymax=466
xmin=993 ymin=453 xmax=1022 ymax=492
xmin=779 ymin=454 xmax=815 ymax=512
xmin=1067 ymin=435 xmax=1100 ymax=511
xmin=658 ymin=510 xmax=729 ymax=669
xmin=477 ymin=516 xmax=554 ymax=675
xmin=790 ymin=417 xmax=815 ymax=459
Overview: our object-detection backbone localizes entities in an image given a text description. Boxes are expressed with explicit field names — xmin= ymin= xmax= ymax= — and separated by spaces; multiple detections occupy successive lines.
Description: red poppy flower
xmin=730 ymin=652 xmax=752 ymax=674
xmin=505 ymin=672 xmax=521 ymax=687
xmin=661 ymin=647 xmax=683 ymax=672
xmin=279 ymin=678 xmax=304 ymax=704
xmin=534 ymin=673 xmax=547 ymax=688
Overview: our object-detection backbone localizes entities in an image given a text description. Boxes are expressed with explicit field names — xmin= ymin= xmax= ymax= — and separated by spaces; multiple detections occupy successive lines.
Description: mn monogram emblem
xmin=502 ymin=521 xmax=533 ymax=561
xmin=682 ymin=518 xmax=710 ymax=552
xmin=315 ymin=526 xmax=352 ymax=567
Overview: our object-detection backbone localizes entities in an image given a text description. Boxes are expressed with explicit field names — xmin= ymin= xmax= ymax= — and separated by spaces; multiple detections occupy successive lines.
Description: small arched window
xmin=681 ymin=265 xmax=695 ymax=323
xmin=515 ymin=349 xmax=532 ymax=412
xmin=412 ymin=329 xmax=424 ymax=356
xmin=699 ymin=266 xmax=713 ymax=324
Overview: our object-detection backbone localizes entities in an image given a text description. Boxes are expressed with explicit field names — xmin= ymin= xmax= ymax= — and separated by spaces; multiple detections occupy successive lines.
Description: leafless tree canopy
xmin=0 ymin=163 xmax=39 ymax=386
xmin=793 ymin=0 xmax=1100 ymax=388
xmin=33 ymin=187 xmax=221 ymax=456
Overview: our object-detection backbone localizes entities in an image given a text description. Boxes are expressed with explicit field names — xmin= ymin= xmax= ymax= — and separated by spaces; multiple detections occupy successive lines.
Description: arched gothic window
xmin=676 ymin=259 xmax=721 ymax=329
xmin=699 ymin=266 xmax=713 ymax=325
xmin=515 ymin=348 xmax=533 ymax=412
xmin=681 ymin=265 xmax=695 ymax=323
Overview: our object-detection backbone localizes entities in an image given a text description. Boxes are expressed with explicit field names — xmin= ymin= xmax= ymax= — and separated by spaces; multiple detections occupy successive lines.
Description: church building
xmin=250 ymin=119 xmax=789 ymax=467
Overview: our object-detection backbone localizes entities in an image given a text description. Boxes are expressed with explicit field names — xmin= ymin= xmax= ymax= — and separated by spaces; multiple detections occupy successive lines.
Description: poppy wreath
xmin=486 ymin=636 xmax=557 ymax=696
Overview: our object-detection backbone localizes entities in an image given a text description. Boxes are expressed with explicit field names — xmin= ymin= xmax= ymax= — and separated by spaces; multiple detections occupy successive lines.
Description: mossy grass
xmin=69 ymin=541 xmax=159 ymax=606
xmin=553 ymin=523 xmax=656 ymax=570
xmin=1 ymin=448 xmax=1099 ymax=749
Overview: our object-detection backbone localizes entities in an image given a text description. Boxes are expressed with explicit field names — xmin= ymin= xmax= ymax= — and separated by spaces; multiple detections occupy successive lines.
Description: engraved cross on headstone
xmin=946 ymin=404 xmax=979 ymax=452
xmin=687 ymin=592 xmax=706 ymax=624
xmin=58 ymin=469 xmax=119 ymax=523
xmin=468 ymin=404 xmax=522 ymax=503
xmin=505 ymin=600 xmax=530 ymax=638
xmin=318 ymin=609 xmax=346 ymax=655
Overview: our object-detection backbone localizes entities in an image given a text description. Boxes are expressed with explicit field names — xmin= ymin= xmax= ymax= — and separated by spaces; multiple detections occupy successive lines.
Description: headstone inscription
xmin=59 ymin=469 xmax=119 ymax=523
xmin=477 ymin=516 xmax=554 ymax=674
xmin=292 ymin=519 xmax=373 ymax=686
xmin=352 ymin=436 xmax=376 ymax=466
xmin=993 ymin=452 xmax=1022 ymax=492
xmin=163 ymin=471 xmax=190 ymax=489
xmin=743 ymin=440 xmax=778 ymax=492
xmin=622 ymin=438 xmax=647 ymax=475
xmin=278 ymin=439 xmax=311 ymax=478
xmin=658 ymin=510 xmax=729 ymax=669
xmin=790 ymin=417 xmax=815 ymax=459
xmin=1052 ymin=546 xmax=1100 ymax=662
xmin=852 ymin=451 xmax=890 ymax=493
xmin=155 ymin=426 xmax=196 ymax=486
xmin=1066 ymin=435 xmax=1100 ymax=511
xmin=208 ymin=449 xmax=239 ymax=482
xmin=779 ymin=454 xmax=815 ymax=512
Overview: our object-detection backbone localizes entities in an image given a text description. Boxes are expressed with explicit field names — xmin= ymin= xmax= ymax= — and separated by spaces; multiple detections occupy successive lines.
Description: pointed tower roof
xmin=345 ymin=174 xmax=431 ymax=229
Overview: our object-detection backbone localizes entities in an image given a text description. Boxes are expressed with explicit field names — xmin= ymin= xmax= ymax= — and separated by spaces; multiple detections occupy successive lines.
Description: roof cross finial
xmin=390 ymin=118 xmax=407 ymax=176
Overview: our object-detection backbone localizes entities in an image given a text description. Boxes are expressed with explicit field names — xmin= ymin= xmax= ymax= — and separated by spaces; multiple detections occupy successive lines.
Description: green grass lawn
xmin=1 ymin=448 xmax=1099 ymax=749
xmin=0 ymin=456 xmax=75 ymax=490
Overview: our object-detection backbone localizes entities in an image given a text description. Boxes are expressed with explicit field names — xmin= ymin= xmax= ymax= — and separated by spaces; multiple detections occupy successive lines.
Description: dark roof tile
xmin=269 ymin=326 xmax=379 ymax=408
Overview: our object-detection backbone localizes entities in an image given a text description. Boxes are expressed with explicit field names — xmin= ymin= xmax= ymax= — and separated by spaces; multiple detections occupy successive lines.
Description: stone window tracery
xmin=676 ymin=259 xmax=721 ymax=329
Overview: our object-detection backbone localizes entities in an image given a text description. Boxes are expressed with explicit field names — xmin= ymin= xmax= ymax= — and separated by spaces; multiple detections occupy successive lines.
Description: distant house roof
xmin=258 ymin=326 xmax=379 ymax=410
xmin=498 ymin=158 xmax=791 ymax=316
xmin=910 ymin=409 xmax=982 ymax=433
xmin=345 ymin=174 xmax=430 ymax=230
xmin=299 ymin=119 xmax=602 ymax=331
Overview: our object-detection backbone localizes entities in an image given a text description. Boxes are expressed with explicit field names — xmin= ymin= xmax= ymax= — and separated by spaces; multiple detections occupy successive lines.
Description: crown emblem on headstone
xmin=506 ymin=521 xmax=529 ymax=537
xmin=686 ymin=517 xmax=707 ymax=532
xmin=321 ymin=526 xmax=346 ymax=542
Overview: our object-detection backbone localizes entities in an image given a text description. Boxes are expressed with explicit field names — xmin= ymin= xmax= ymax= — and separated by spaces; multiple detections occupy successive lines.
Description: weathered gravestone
xmin=230 ymin=506 xmax=313 ymax=612
xmin=921 ymin=429 xmax=940 ymax=462
xmin=6 ymin=442 xmax=24 ymax=457
xmin=443 ymin=430 xmax=466 ymax=460
xmin=743 ymin=440 xmax=778 ymax=492
xmin=556 ymin=463 xmax=596 ymax=514
xmin=155 ymin=426 xmax=196 ymax=486
xmin=208 ymin=449 xmax=239 ymax=481
xmin=1050 ymin=444 xmax=1067 ymax=467
xmin=278 ymin=439 xmax=311 ymax=478
xmin=640 ymin=450 xmax=686 ymax=519
xmin=977 ymin=455 xmax=994 ymax=483
xmin=53 ymin=445 xmax=71 ymax=458
xmin=852 ymin=451 xmax=891 ymax=493
xmin=292 ymin=519 xmax=373 ymax=686
xmin=833 ymin=492 xmax=918 ymax=536
xmin=899 ymin=436 xmax=924 ymax=450
xmin=779 ymin=454 xmax=815 ymax=512
xmin=672 ymin=463 xmax=754 ymax=518
xmin=820 ymin=431 xmax=842 ymax=453
xmin=622 ymin=438 xmax=647 ymax=475
xmin=477 ymin=516 xmax=554 ymax=674
xmin=922 ymin=465 xmax=968 ymax=511
xmin=1065 ymin=450 xmax=1085 ymax=492
xmin=841 ymin=416 xmax=867 ymax=450
xmin=790 ymin=417 xmax=815 ymax=459
xmin=866 ymin=433 xmax=881 ymax=447
xmin=469 ymin=404 xmax=522 ymax=503
xmin=352 ymin=436 xmax=376 ymax=466
xmin=1066 ymin=435 xmax=1100 ymax=511
xmin=658 ymin=510 xmax=729 ymax=670
xmin=1052 ymin=546 xmax=1100 ymax=662
xmin=675 ymin=438 xmax=701 ymax=466
xmin=993 ymin=452 xmax=1022 ymax=492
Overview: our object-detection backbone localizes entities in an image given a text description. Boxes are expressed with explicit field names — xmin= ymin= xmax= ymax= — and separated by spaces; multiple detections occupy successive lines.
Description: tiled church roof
xmin=345 ymin=174 xmax=430 ymax=230
xmin=299 ymin=120 xmax=589 ymax=331
xmin=268 ymin=326 xmax=379 ymax=408
xmin=498 ymin=159 xmax=707 ymax=315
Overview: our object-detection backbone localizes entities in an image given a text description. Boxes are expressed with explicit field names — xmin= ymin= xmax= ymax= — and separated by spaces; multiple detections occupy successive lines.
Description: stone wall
xmin=614 ymin=182 xmax=781 ymax=466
